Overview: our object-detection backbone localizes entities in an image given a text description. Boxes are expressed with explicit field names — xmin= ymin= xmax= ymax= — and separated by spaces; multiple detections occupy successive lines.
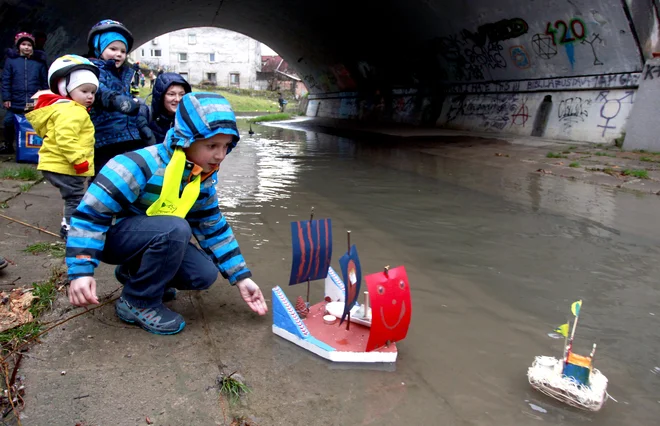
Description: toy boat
xmin=272 ymin=214 xmax=412 ymax=363
xmin=527 ymin=300 xmax=609 ymax=411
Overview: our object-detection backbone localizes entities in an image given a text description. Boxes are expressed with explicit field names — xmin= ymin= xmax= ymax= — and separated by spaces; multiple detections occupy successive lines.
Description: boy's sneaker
xmin=114 ymin=265 xmax=177 ymax=302
xmin=0 ymin=256 xmax=8 ymax=270
xmin=115 ymin=297 xmax=186 ymax=335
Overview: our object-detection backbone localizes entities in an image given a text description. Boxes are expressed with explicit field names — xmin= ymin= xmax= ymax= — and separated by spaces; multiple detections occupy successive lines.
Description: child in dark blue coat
xmin=1 ymin=32 xmax=48 ymax=154
xmin=86 ymin=20 xmax=155 ymax=173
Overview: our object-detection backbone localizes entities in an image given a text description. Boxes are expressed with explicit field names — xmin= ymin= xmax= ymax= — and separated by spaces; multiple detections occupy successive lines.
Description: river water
xmin=214 ymin=120 xmax=660 ymax=425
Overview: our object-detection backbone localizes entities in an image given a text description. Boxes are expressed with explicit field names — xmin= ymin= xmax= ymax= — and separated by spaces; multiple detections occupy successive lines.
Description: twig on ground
xmin=1 ymin=363 xmax=21 ymax=426
xmin=0 ymin=213 xmax=59 ymax=238
xmin=1 ymin=296 xmax=119 ymax=363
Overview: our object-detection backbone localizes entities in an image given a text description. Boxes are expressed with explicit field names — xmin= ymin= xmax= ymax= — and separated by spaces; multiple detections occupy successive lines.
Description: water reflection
xmin=216 ymin=121 xmax=660 ymax=425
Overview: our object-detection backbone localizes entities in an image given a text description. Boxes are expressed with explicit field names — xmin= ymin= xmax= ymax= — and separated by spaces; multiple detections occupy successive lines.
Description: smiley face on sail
xmin=376 ymin=279 xmax=408 ymax=330
xmin=365 ymin=266 xmax=412 ymax=352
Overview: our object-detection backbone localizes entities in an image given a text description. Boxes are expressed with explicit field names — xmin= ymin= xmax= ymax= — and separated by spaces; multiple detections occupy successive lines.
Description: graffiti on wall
xmin=531 ymin=33 xmax=558 ymax=59
xmin=437 ymin=18 xmax=528 ymax=81
xmin=544 ymin=18 xmax=587 ymax=69
xmin=581 ymin=34 xmax=604 ymax=66
xmin=426 ymin=5 xmax=646 ymax=84
xmin=557 ymin=96 xmax=592 ymax=130
xmin=595 ymin=91 xmax=634 ymax=136
xmin=510 ymin=101 xmax=530 ymax=127
xmin=461 ymin=18 xmax=529 ymax=47
xmin=643 ymin=64 xmax=660 ymax=80
xmin=509 ymin=45 xmax=531 ymax=69
xmin=545 ymin=19 xmax=587 ymax=46
xmin=446 ymin=93 xmax=527 ymax=130
xmin=444 ymin=72 xmax=640 ymax=93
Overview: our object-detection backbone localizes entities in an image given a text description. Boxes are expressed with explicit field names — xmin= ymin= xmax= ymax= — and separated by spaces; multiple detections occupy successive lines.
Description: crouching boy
xmin=65 ymin=92 xmax=268 ymax=335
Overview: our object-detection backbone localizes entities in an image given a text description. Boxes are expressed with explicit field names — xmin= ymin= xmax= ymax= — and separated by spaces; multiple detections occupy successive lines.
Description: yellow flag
xmin=554 ymin=323 xmax=569 ymax=337
xmin=571 ymin=300 xmax=582 ymax=316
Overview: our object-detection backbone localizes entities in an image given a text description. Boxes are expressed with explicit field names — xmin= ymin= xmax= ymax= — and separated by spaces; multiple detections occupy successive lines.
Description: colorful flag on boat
xmin=554 ymin=323 xmax=569 ymax=337
xmin=571 ymin=300 xmax=582 ymax=317
xmin=289 ymin=218 xmax=333 ymax=285
xmin=339 ymin=244 xmax=362 ymax=325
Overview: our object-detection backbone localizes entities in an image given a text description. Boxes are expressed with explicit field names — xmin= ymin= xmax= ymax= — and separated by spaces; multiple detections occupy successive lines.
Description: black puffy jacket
xmin=1 ymin=49 xmax=48 ymax=111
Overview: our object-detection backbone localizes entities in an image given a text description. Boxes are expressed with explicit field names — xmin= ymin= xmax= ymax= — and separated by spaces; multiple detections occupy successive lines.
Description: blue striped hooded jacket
xmin=65 ymin=92 xmax=250 ymax=284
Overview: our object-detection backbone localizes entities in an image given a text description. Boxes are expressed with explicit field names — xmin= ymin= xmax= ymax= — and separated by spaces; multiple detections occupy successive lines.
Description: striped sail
xmin=289 ymin=218 xmax=333 ymax=285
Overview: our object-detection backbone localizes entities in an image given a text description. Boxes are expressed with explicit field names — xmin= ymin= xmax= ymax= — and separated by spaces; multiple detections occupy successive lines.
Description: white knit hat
xmin=56 ymin=69 xmax=99 ymax=96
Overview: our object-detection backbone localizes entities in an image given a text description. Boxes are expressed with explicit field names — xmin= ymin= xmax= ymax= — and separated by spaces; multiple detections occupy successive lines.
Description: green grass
xmin=568 ymin=146 xmax=577 ymax=150
xmin=594 ymin=152 xmax=615 ymax=157
xmin=0 ymin=322 xmax=42 ymax=346
xmin=615 ymin=132 xmax=626 ymax=148
xmin=248 ymin=113 xmax=294 ymax=123
xmin=0 ymin=165 xmax=39 ymax=181
xmin=0 ymin=202 xmax=7 ymax=209
xmin=546 ymin=152 xmax=567 ymax=159
xmin=569 ymin=162 xmax=580 ymax=168
xmin=640 ymin=156 xmax=655 ymax=162
xmin=29 ymin=281 xmax=58 ymax=317
xmin=219 ymin=373 xmax=251 ymax=404
xmin=24 ymin=242 xmax=65 ymax=258
xmin=622 ymin=169 xmax=649 ymax=179
xmin=135 ymin=85 xmax=281 ymax=113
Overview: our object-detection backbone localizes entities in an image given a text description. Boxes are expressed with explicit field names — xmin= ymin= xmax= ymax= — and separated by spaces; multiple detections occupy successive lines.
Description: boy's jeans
xmin=101 ymin=216 xmax=218 ymax=308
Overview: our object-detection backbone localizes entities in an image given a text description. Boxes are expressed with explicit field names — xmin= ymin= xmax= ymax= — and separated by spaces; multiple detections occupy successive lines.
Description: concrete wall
xmin=432 ymin=1 xmax=642 ymax=82
xmin=1 ymin=0 xmax=658 ymax=144
xmin=304 ymin=0 xmax=656 ymax=143
xmin=132 ymin=28 xmax=262 ymax=88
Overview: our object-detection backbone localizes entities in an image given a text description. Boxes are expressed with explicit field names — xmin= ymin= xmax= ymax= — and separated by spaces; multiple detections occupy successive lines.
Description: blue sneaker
xmin=115 ymin=297 xmax=186 ymax=335
xmin=115 ymin=266 xmax=177 ymax=302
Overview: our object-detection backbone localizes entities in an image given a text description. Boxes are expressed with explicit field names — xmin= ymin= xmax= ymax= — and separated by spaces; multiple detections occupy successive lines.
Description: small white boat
xmin=527 ymin=355 xmax=608 ymax=411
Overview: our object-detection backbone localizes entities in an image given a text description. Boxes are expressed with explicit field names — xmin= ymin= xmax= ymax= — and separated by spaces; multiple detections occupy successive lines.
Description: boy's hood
xmin=25 ymin=99 xmax=80 ymax=136
xmin=164 ymin=92 xmax=240 ymax=154
xmin=151 ymin=73 xmax=191 ymax=119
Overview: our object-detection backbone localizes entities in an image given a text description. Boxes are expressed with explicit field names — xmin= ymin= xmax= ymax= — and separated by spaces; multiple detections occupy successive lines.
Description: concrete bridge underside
xmin=2 ymin=0 xmax=660 ymax=144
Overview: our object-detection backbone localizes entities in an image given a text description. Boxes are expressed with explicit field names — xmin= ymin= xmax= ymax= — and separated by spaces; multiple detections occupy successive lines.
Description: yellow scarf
xmin=146 ymin=149 xmax=201 ymax=218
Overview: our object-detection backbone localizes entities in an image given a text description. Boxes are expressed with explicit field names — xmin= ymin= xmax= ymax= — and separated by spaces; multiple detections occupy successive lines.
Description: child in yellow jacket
xmin=26 ymin=55 xmax=100 ymax=239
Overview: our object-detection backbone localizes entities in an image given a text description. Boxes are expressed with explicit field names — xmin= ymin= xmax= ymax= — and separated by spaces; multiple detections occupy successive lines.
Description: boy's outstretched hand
xmin=236 ymin=278 xmax=268 ymax=315
xmin=69 ymin=276 xmax=100 ymax=307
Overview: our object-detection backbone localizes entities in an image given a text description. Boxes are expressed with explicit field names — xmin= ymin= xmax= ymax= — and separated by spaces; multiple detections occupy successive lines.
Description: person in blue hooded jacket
xmin=65 ymin=92 xmax=268 ymax=335
xmin=1 ymin=32 xmax=48 ymax=154
xmin=85 ymin=20 xmax=155 ymax=174
xmin=143 ymin=72 xmax=191 ymax=144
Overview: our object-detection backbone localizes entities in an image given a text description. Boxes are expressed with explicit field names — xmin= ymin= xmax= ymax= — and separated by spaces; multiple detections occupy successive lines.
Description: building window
xmin=209 ymin=53 xmax=216 ymax=62
xmin=151 ymin=37 xmax=158 ymax=45
xmin=151 ymin=49 xmax=162 ymax=57
xmin=206 ymin=73 xmax=217 ymax=83
xmin=188 ymin=34 xmax=196 ymax=44
xmin=230 ymin=73 xmax=240 ymax=86
xmin=141 ymin=49 xmax=145 ymax=56
xmin=179 ymin=53 xmax=187 ymax=62
xmin=180 ymin=72 xmax=189 ymax=80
